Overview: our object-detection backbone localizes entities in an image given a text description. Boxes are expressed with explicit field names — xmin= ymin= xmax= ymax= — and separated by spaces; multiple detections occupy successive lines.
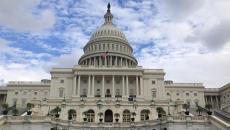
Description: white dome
xmin=78 ymin=3 xmax=138 ymax=67
xmin=90 ymin=23 xmax=128 ymax=42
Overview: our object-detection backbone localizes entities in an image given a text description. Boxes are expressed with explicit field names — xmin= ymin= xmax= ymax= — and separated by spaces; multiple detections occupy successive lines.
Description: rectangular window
xmin=194 ymin=93 xmax=197 ymax=96
xmin=152 ymin=91 xmax=156 ymax=98
xmin=59 ymin=89 xmax=64 ymax=97
xmin=152 ymin=80 xmax=156 ymax=84
xmin=186 ymin=93 xmax=189 ymax=96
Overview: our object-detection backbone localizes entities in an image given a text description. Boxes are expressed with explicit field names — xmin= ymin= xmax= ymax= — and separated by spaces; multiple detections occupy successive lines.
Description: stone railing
xmin=0 ymin=115 xmax=229 ymax=129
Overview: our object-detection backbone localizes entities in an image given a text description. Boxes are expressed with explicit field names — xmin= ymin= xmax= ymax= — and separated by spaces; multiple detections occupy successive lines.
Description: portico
xmin=72 ymin=71 xmax=143 ymax=100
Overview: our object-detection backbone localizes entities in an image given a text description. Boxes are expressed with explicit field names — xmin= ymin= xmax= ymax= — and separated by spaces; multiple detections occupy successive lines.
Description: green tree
xmin=205 ymin=104 xmax=212 ymax=111
xmin=12 ymin=108 xmax=19 ymax=116
xmin=1 ymin=103 xmax=9 ymax=115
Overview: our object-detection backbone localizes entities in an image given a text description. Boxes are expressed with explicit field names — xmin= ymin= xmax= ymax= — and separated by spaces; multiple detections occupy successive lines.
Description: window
xmin=15 ymin=92 xmax=18 ymax=95
xmin=59 ymin=88 xmax=64 ymax=97
xmin=186 ymin=93 xmax=189 ymax=96
xmin=106 ymin=89 xmax=111 ymax=94
xmin=141 ymin=110 xmax=150 ymax=121
xmin=176 ymin=93 xmax=179 ymax=96
xmin=167 ymin=93 xmax=170 ymax=96
xmin=152 ymin=80 xmax=156 ymax=84
xmin=123 ymin=110 xmax=131 ymax=122
xmin=86 ymin=110 xmax=95 ymax=122
xmin=194 ymin=93 xmax=197 ymax=96
xmin=34 ymin=92 xmax=38 ymax=95
xmin=60 ymin=79 xmax=64 ymax=83
xmin=96 ymin=89 xmax=100 ymax=96
xmin=152 ymin=90 xmax=156 ymax=98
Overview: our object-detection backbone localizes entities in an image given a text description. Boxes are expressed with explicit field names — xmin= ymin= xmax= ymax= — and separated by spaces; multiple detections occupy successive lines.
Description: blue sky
xmin=0 ymin=0 xmax=230 ymax=88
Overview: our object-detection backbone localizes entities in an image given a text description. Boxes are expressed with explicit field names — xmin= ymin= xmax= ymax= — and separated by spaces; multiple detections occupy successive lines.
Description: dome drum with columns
xmin=78 ymin=3 xmax=137 ymax=67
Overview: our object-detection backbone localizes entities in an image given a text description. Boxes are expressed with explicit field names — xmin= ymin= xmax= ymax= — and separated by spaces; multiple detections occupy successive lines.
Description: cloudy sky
xmin=0 ymin=0 xmax=230 ymax=88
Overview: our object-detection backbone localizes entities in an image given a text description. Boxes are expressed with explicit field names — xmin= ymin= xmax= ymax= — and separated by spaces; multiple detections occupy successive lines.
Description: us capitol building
xmin=1 ymin=4 xmax=229 ymax=128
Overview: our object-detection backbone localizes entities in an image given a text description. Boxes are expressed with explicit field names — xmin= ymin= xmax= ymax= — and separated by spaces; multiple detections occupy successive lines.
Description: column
xmin=102 ymin=75 xmax=105 ymax=97
xmin=115 ymin=56 xmax=117 ymax=66
xmin=215 ymin=96 xmax=218 ymax=108
xmin=89 ymin=58 xmax=91 ymax=65
xmin=205 ymin=96 xmax=207 ymax=105
xmin=92 ymin=75 xmax=95 ymax=97
xmin=88 ymin=75 xmax=91 ymax=97
xmin=77 ymin=75 xmax=81 ymax=97
xmin=3 ymin=95 xmax=6 ymax=103
xmin=120 ymin=58 xmax=123 ymax=66
xmin=140 ymin=76 xmax=143 ymax=96
xmin=211 ymin=96 xmax=213 ymax=108
xmin=217 ymin=96 xmax=220 ymax=108
xmin=105 ymin=56 xmax=107 ymax=66
xmin=110 ymin=56 xmax=112 ymax=66
xmin=126 ymin=76 xmax=129 ymax=96
xmin=73 ymin=76 xmax=76 ymax=96
xmin=136 ymin=76 xmax=139 ymax=97
xmin=112 ymin=75 xmax=115 ymax=98
xmin=122 ymin=76 xmax=125 ymax=96
xmin=99 ymin=56 xmax=102 ymax=66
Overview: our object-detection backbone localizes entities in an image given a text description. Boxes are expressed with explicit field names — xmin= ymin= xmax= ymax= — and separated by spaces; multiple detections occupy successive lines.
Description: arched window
xmin=123 ymin=110 xmax=131 ymax=122
xmin=68 ymin=109 xmax=76 ymax=120
xmin=87 ymin=110 xmax=95 ymax=122
xmin=141 ymin=110 xmax=150 ymax=121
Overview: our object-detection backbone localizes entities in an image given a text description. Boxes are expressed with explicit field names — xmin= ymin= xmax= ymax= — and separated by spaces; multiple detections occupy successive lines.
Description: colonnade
xmin=80 ymin=56 xmax=136 ymax=67
xmin=205 ymin=95 xmax=220 ymax=108
xmin=72 ymin=75 xmax=143 ymax=98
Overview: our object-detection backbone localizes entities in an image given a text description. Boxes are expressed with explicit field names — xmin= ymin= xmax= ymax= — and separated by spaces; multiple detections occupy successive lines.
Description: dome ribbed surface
xmin=90 ymin=23 xmax=128 ymax=42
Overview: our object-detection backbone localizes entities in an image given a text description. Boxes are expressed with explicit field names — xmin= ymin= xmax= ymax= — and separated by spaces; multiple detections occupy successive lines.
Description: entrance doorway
xmin=104 ymin=109 xmax=113 ymax=122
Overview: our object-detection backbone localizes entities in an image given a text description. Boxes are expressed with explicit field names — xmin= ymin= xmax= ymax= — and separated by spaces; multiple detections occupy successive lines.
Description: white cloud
xmin=0 ymin=38 xmax=50 ymax=84
xmin=0 ymin=0 xmax=55 ymax=32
